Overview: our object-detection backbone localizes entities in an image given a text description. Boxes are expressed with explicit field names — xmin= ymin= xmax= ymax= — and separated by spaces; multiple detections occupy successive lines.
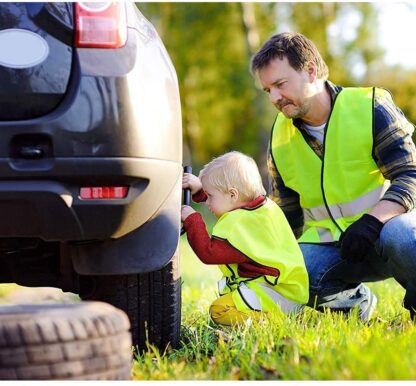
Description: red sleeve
xmin=192 ymin=189 xmax=207 ymax=203
xmin=183 ymin=212 xmax=249 ymax=265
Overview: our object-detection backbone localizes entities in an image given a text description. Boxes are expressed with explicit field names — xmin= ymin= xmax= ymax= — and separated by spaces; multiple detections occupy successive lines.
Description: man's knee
xmin=299 ymin=243 xmax=343 ymax=288
xmin=380 ymin=211 xmax=416 ymax=251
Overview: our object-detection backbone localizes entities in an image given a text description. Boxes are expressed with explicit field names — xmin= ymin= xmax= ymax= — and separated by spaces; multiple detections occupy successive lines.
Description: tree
xmin=283 ymin=2 xmax=383 ymax=84
xmin=138 ymin=3 xmax=398 ymax=171
xmin=138 ymin=3 xmax=276 ymax=169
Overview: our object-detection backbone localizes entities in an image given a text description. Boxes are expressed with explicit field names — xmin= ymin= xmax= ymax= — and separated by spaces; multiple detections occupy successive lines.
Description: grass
xmin=0 ymin=234 xmax=412 ymax=380
xmin=0 ymin=283 xmax=21 ymax=300
xmin=132 ymin=236 xmax=416 ymax=380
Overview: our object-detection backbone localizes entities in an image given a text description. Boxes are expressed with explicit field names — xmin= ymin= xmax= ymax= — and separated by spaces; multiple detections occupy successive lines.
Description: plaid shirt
xmin=267 ymin=81 xmax=416 ymax=238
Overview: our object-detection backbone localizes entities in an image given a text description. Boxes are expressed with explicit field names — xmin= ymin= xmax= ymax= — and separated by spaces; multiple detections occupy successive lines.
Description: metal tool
xmin=180 ymin=165 xmax=192 ymax=235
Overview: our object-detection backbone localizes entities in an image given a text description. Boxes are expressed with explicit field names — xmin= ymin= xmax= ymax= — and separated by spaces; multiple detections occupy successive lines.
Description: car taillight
xmin=75 ymin=2 xmax=127 ymax=48
xmin=80 ymin=186 xmax=129 ymax=199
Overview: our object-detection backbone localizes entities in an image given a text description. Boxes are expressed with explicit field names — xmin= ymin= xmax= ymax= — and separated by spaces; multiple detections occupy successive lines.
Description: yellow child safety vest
xmin=270 ymin=87 xmax=391 ymax=243
xmin=212 ymin=198 xmax=309 ymax=314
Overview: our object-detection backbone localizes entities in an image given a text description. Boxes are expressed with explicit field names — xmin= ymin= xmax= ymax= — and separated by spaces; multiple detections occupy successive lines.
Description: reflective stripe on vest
xmin=213 ymin=198 xmax=309 ymax=311
xmin=237 ymin=283 xmax=262 ymax=310
xmin=271 ymin=87 xmax=390 ymax=243
xmin=232 ymin=282 xmax=304 ymax=315
xmin=218 ymin=277 xmax=227 ymax=293
xmin=304 ymin=183 xmax=390 ymax=222
xmin=317 ymin=227 xmax=333 ymax=243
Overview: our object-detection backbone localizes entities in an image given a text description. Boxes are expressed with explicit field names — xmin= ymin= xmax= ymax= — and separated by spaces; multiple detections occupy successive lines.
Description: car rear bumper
xmin=70 ymin=173 xmax=181 ymax=275
xmin=0 ymin=157 xmax=182 ymax=241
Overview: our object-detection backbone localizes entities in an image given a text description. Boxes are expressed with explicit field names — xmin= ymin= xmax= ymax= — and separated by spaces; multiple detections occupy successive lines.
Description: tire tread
xmin=0 ymin=302 xmax=132 ymax=380
xmin=80 ymin=253 xmax=181 ymax=350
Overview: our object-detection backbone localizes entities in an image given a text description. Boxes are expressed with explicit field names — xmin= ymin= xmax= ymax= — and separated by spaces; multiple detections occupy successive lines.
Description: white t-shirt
xmin=304 ymin=122 xmax=326 ymax=143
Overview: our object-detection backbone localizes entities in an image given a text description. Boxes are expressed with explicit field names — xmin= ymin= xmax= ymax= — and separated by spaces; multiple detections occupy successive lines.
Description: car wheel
xmin=79 ymin=252 xmax=181 ymax=351
xmin=0 ymin=302 xmax=132 ymax=380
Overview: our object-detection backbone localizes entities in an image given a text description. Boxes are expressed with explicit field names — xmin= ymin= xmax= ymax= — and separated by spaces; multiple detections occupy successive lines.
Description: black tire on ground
xmin=79 ymin=253 xmax=181 ymax=351
xmin=0 ymin=302 xmax=132 ymax=380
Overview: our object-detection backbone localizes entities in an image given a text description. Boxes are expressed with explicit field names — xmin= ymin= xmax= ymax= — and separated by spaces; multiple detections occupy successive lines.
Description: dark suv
xmin=0 ymin=2 xmax=182 ymax=350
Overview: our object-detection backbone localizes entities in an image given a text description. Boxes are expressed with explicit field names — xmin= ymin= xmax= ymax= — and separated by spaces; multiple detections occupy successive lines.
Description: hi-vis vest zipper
xmin=212 ymin=198 xmax=309 ymax=314
xmin=271 ymin=87 xmax=391 ymax=243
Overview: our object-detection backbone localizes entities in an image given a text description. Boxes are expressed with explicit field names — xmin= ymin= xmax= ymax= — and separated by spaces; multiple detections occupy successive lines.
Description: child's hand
xmin=181 ymin=205 xmax=196 ymax=222
xmin=182 ymin=173 xmax=203 ymax=195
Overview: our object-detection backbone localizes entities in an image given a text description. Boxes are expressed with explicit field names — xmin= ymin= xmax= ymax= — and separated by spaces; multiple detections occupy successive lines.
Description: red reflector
xmin=80 ymin=186 xmax=128 ymax=199
xmin=75 ymin=2 xmax=127 ymax=48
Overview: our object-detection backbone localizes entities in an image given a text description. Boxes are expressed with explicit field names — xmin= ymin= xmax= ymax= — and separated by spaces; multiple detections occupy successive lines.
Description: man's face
xmin=258 ymin=56 xmax=313 ymax=120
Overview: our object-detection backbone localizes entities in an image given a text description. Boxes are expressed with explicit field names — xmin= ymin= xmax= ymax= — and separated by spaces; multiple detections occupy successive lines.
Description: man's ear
xmin=229 ymin=188 xmax=239 ymax=202
xmin=307 ymin=61 xmax=317 ymax=82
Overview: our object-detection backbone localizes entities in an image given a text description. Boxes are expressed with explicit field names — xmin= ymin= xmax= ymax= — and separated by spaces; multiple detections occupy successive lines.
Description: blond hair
xmin=199 ymin=151 xmax=266 ymax=202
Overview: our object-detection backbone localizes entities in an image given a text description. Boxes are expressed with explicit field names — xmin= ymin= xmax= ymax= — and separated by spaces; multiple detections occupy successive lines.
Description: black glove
xmin=339 ymin=214 xmax=384 ymax=263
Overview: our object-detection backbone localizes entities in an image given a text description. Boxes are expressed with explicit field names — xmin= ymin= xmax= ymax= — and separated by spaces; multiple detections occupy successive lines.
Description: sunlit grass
xmin=0 ymin=283 xmax=20 ymax=300
xmin=132 ymin=237 xmax=416 ymax=380
xmin=0 ymin=284 xmax=80 ymax=303
xmin=0 ymin=238 xmax=413 ymax=380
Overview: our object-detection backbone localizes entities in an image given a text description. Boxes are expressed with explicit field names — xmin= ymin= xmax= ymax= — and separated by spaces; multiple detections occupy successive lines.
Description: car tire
xmin=79 ymin=252 xmax=181 ymax=351
xmin=0 ymin=302 xmax=132 ymax=380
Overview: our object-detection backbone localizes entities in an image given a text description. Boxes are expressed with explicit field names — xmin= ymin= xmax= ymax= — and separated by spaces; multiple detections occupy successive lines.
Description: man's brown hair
xmin=251 ymin=32 xmax=329 ymax=80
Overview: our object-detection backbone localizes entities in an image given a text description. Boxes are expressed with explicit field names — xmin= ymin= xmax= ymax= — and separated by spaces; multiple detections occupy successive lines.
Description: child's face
xmin=202 ymin=179 xmax=236 ymax=218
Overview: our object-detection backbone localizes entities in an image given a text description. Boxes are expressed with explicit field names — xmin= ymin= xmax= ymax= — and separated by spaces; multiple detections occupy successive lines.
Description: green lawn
xmin=132 ymin=237 xmax=415 ymax=380
xmin=0 ymin=283 xmax=21 ymax=300
xmin=0 ymin=237 xmax=412 ymax=380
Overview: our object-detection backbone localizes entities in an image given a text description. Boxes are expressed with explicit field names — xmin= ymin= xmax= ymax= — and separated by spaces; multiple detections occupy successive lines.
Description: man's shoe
xmin=314 ymin=284 xmax=378 ymax=321
xmin=357 ymin=286 xmax=378 ymax=322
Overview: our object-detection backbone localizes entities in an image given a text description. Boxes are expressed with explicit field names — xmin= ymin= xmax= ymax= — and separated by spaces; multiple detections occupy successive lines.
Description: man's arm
xmin=340 ymin=92 xmax=416 ymax=263
xmin=372 ymin=92 xmax=416 ymax=222
xmin=267 ymin=149 xmax=304 ymax=238
xmin=370 ymin=200 xmax=405 ymax=223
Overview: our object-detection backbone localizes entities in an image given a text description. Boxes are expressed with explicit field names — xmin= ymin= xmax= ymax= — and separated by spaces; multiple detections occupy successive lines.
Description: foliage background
xmin=139 ymin=2 xmax=416 ymax=181
xmin=129 ymin=4 xmax=416 ymax=379
xmin=1 ymin=3 xmax=416 ymax=380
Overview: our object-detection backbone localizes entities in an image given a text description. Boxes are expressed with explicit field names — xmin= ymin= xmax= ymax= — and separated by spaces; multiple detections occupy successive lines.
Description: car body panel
xmin=0 ymin=2 xmax=182 ymax=275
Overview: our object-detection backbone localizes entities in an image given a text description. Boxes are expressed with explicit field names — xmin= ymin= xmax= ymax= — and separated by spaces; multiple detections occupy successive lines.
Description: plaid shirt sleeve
xmin=374 ymin=92 xmax=416 ymax=211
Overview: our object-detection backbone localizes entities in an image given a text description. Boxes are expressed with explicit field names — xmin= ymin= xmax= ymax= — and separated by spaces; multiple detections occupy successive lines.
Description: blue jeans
xmin=300 ymin=211 xmax=416 ymax=313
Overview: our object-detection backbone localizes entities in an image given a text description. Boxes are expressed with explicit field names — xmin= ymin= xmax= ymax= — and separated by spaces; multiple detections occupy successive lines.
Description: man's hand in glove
xmin=339 ymin=213 xmax=384 ymax=263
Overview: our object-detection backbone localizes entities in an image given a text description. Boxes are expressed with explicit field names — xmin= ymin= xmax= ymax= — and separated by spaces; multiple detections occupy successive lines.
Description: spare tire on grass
xmin=0 ymin=302 xmax=132 ymax=380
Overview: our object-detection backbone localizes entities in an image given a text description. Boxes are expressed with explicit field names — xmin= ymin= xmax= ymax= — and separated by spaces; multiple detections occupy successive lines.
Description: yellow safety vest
xmin=212 ymin=198 xmax=309 ymax=313
xmin=270 ymin=87 xmax=391 ymax=243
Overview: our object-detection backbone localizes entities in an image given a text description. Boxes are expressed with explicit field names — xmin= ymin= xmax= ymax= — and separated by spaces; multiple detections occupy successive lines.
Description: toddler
xmin=181 ymin=151 xmax=309 ymax=325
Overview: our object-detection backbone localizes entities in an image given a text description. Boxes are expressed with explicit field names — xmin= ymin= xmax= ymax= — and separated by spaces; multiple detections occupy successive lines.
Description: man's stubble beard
xmin=279 ymin=101 xmax=310 ymax=120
